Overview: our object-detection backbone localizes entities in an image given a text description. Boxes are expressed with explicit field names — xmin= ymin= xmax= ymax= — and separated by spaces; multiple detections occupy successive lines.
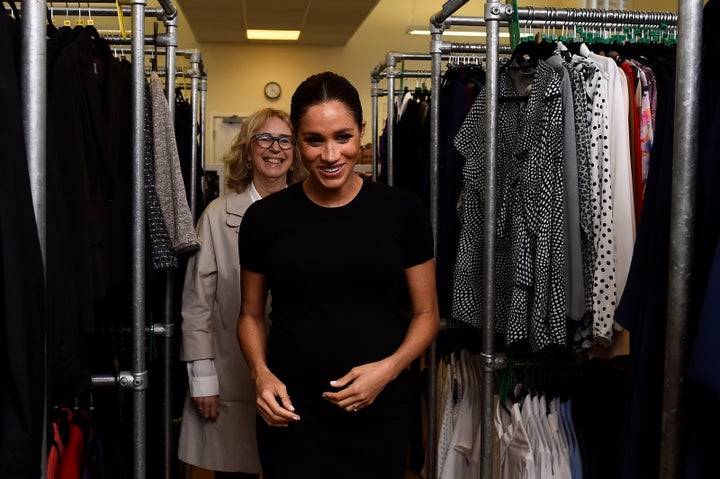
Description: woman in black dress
xmin=237 ymin=72 xmax=440 ymax=479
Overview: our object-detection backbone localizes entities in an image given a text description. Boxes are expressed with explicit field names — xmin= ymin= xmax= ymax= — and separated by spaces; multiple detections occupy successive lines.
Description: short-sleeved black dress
xmin=239 ymin=180 xmax=433 ymax=479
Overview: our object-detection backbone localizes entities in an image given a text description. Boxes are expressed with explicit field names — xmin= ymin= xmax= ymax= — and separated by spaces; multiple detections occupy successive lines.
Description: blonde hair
xmin=223 ymin=108 xmax=307 ymax=192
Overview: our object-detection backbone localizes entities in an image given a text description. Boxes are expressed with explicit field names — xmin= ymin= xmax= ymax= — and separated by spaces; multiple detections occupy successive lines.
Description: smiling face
xmin=250 ymin=115 xmax=295 ymax=182
xmin=296 ymin=100 xmax=365 ymax=197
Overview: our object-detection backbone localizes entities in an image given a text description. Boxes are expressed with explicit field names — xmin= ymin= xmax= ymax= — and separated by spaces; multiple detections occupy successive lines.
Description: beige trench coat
xmin=177 ymin=188 xmax=261 ymax=473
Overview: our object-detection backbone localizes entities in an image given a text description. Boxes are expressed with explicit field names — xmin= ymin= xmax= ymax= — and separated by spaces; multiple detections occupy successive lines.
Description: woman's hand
xmin=193 ymin=395 xmax=220 ymax=420
xmin=322 ymin=359 xmax=397 ymax=413
xmin=254 ymin=370 xmax=300 ymax=426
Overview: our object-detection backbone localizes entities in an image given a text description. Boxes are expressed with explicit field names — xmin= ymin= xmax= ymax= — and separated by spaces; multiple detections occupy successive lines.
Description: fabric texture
xmin=568 ymin=53 xmax=617 ymax=349
xmin=148 ymin=71 xmax=199 ymax=255
xmin=546 ymin=54 xmax=585 ymax=322
xmin=453 ymin=61 xmax=567 ymax=351
xmin=143 ymin=81 xmax=177 ymax=270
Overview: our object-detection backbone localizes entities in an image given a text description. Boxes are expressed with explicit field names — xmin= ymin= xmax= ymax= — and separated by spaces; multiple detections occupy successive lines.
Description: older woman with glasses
xmin=178 ymin=108 xmax=306 ymax=479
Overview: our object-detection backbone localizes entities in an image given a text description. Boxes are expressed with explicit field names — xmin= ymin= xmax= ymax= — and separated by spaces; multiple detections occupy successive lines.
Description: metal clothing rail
xmin=372 ymin=53 xmax=437 ymax=185
xmin=18 ymin=1 xmax=185 ymax=478
xmin=371 ymin=53 xmax=437 ymax=183
xmin=422 ymin=25 xmax=512 ymax=478
xmin=427 ymin=2 xmax=687 ymax=479
xmin=109 ymin=33 xmax=209 ymax=479
xmin=157 ymin=0 xmax=177 ymax=18
xmin=119 ymin=48 xmax=206 ymax=479
xmin=42 ymin=10 xmax=201 ymax=479
xmin=106 ymin=23 xmax=201 ymax=479
xmin=97 ymin=11 xmax=184 ymax=479
xmin=371 ymin=48 xmax=506 ymax=186
xmin=369 ymin=52 xmax=445 ymax=477
xmin=46 ymin=5 xmax=166 ymax=17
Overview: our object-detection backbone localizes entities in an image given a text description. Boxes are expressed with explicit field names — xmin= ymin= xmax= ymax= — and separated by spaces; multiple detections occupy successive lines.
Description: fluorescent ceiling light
xmin=246 ymin=29 xmax=301 ymax=41
xmin=407 ymin=28 xmax=510 ymax=38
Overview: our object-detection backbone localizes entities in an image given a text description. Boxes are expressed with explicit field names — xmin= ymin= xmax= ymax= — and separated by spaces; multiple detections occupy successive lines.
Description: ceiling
xmin=175 ymin=0 xmax=382 ymax=45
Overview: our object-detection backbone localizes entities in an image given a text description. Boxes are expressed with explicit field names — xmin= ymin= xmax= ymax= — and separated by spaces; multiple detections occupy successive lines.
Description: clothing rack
xmin=370 ymin=46 xmax=507 ymax=478
xmin=371 ymin=53 xmax=435 ymax=183
xmin=427 ymin=2 xmax=692 ymax=479
xmin=19 ymin=2 xmax=185 ymax=478
xmin=100 ymin=43 xmax=206 ymax=479
xmin=370 ymin=47 xmax=509 ymax=192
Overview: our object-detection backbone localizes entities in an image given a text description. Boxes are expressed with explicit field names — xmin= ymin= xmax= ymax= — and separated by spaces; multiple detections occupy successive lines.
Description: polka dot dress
xmin=568 ymin=55 xmax=617 ymax=349
xmin=453 ymin=61 xmax=568 ymax=352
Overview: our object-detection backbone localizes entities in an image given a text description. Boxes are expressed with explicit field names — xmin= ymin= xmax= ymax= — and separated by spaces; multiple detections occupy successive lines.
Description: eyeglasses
xmin=252 ymin=133 xmax=295 ymax=150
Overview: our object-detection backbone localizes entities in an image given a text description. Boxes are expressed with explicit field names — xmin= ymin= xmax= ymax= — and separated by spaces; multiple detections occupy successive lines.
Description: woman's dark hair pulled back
xmin=290 ymin=71 xmax=363 ymax=131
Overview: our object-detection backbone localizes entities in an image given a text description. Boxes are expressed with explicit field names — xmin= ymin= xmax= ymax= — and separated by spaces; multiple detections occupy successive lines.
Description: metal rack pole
xmin=426 ymin=6 xmax=471 ymax=479
xmin=20 ymin=0 xmax=47 ymax=267
xmin=428 ymin=22 xmax=444 ymax=479
xmin=160 ymin=10 xmax=179 ymax=479
xmin=199 ymin=73 xmax=208 ymax=176
xmin=188 ymin=50 xmax=202 ymax=220
xmin=431 ymin=0 xmax=470 ymax=26
xmin=660 ymin=0 xmax=702 ymax=477
xmin=370 ymin=69 xmax=381 ymax=181
xmin=21 ymin=3 xmax=48 ymax=476
xmin=385 ymin=53 xmax=397 ymax=186
xmin=164 ymin=18 xmax=179 ymax=117
xmin=157 ymin=0 xmax=177 ymax=17
xmin=479 ymin=2 xmax=509 ymax=477
xmin=129 ymin=2 xmax=149 ymax=479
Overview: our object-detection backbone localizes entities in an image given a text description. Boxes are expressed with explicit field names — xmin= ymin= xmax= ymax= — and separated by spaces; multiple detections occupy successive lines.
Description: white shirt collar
xmin=250 ymin=180 xmax=288 ymax=202
xmin=249 ymin=181 xmax=262 ymax=203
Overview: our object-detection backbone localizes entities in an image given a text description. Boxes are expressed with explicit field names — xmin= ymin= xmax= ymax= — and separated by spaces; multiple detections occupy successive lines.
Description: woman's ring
xmin=280 ymin=395 xmax=289 ymax=399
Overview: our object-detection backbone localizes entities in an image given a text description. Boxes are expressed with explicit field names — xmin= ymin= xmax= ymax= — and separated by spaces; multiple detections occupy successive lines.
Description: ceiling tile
xmin=175 ymin=0 xmax=381 ymax=45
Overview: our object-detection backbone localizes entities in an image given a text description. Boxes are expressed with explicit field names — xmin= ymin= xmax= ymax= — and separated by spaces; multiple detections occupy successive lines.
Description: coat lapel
xmin=224 ymin=189 xmax=254 ymax=231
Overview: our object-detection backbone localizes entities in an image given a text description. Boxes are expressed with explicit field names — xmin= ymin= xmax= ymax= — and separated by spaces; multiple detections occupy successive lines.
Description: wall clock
xmin=264 ymin=81 xmax=281 ymax=100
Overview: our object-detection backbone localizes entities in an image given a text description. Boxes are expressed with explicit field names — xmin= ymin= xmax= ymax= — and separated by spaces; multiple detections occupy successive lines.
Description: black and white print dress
xmin=453 ymin=60 xmax=567 ymax=352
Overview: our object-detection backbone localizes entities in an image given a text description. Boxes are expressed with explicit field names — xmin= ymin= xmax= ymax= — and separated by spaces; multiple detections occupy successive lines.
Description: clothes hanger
xmin=4 ymin=0 xmax=20 ymax=19
xmin=175 ymin=55 xmax=190 ymax=103
xmin=83 ymin=1 xmax=101 ymax=38
xmin=114 ymin=0 xmax=128 ymax=39
xmin=45 ymin=3 xmax=59 ymax=38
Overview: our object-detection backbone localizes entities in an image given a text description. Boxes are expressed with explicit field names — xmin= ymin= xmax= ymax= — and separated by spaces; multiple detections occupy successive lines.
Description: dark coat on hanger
xmin=49 ymin=29 xmax=132 ymax=331
xmin=0 ymin=11 xmax=47 ymax=478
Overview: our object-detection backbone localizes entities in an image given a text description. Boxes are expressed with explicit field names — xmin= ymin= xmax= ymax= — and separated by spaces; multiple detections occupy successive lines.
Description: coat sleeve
xmin=180 ymin=209 xmax=218 ymax=361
